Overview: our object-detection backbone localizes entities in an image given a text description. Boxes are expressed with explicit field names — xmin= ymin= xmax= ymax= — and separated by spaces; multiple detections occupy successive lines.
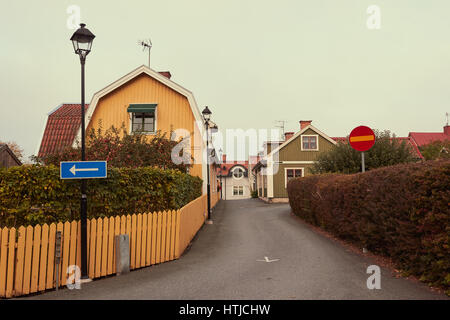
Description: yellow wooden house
xmin=38 ymin=65 xmax=219 ymax=196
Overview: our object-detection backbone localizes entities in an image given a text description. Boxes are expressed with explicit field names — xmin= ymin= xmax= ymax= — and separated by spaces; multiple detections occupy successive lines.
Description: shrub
xmin=32 ymin=124 xmax=192 ymax=173
xmin=311 ymin=130 xmax=418 ymax=174
xmin=251 ymin=190 xmax=258 ymax=198
xmin=0 ymin=165 xmax=202 ymax=228
xmin=419 ymin=140 xmax=450 ymax=160
xmin=287 ymin=160 xmax=450 ymax=294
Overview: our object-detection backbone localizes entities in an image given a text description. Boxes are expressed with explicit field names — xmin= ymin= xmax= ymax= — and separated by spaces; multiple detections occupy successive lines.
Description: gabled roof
xmin=38 ymin=103 xmax=89 ymax=158
xmin=266 ymin=124 xmax=337 ymax=160
xmin=38 ymin=67 xmax=208 ymax=159
xmin=217 ymin=160 xmax=249 ymax=177
xmin=408 ymin=131 xmax=449 ymax=147
xmin=73 ymin=65 xmax=205 ymax=147
xmin=0 ymin=143 xmax=22 ymax=166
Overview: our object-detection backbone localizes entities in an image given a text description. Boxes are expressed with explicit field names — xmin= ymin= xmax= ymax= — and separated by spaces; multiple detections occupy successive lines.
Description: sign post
xmin=349 ymin=126 xmax=375 ymax=172
xmin=60 ymin=160 xmax=107 ymax=282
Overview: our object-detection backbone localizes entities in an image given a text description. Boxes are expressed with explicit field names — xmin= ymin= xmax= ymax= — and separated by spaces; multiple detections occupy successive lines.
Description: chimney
xmin=222 ymin=154 xmax=227 ymax=163
xmin=284 ymin=132 xmax=294 ymax=141
xmin=444 ymin=125 xmax=450 ymax=135
xmin=158 ymin=71 xmax=172 ymax=79
xmin=300 ymin=120 xmax=312 ymax=130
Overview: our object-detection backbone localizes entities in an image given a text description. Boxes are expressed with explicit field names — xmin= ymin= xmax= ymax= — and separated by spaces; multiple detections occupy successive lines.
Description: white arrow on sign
xmin=69 ymin=165 xmax=99 ymax=176
xmin=257 ymin=256 xmax=279 ymax=263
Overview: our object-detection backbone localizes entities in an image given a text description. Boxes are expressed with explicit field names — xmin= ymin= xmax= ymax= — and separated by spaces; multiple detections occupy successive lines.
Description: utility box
xmin=115 ymin=234 xmax=130 ymax=275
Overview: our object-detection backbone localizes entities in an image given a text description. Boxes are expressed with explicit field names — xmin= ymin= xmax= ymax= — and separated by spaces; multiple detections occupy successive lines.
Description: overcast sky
xmin=1 ymin=0 xmax=449 ymax=161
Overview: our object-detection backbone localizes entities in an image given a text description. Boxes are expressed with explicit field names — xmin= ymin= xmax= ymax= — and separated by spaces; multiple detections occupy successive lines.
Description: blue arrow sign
xmin=60 ymin=161 xmax=107 ymax=179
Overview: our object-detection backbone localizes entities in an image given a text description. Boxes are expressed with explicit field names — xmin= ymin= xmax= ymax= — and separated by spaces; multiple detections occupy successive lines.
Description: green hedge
xmin=0 ymin=165 xmax=202 ymax=228
xmin=287 ymin=160 xmax=450 ymax=294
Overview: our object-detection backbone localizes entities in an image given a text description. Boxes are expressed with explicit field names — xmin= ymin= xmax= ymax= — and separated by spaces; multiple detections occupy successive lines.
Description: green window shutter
xmin=127 ymin=104 xmax=157 ymax=113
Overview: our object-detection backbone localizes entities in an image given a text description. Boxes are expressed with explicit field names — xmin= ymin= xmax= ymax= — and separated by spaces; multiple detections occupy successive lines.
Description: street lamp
xmin=70 ymin=23 xmax=95 ymax=280
xmin=202 ymin=106 xmax=212 ymax=223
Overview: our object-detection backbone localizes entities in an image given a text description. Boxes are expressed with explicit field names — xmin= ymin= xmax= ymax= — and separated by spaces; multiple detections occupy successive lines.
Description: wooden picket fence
xmin=0 ymin=192 xmax=220 ymax=298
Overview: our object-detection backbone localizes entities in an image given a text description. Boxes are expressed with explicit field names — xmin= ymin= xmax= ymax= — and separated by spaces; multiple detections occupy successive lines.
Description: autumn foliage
xmin=287 ymin=160 xmax=450 ymax=294
xmin=34 ymin=125 xmax=191 ymax=172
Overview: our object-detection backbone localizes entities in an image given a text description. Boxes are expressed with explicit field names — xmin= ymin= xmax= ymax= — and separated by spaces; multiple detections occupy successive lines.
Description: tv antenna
xmin=274 ymin=120 xmax=288 ymax=140
xmin=138 ymin=39 xmax=152 ymax=67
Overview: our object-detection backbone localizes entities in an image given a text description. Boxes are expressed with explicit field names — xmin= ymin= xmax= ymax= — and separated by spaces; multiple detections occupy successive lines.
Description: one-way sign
xmin=60 ymin=161 xmax=107 ymax=179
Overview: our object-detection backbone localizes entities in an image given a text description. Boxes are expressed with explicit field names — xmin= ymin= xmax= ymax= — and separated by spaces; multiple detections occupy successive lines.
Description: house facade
xmin=217 ymin=155 xmax=251 ymax=200
xmin=38 ymin=65 xmax=218 ymax=196
xmin=253 ymin=120 xmax=336 ymax=202
xmin=253 ymin=120 xmax=427 ymax=203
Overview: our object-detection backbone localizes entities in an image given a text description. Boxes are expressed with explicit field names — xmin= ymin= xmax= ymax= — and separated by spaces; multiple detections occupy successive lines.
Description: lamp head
xmin=70 ymin=23 xmax=95 ymax=60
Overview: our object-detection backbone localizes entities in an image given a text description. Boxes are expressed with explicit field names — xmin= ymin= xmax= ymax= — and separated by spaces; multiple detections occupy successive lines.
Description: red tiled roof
xmin=331 ymin=137 xmax=347 ymax=143
xmin=216 ymin=155 xmax=249 ymax=176
xmin=38 ymin=104 xmax=89 ymax=158
xmin=408 ymin=132 xmax=449 ymax=147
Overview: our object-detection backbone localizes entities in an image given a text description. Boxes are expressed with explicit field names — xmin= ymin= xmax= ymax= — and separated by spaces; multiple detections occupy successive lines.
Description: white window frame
xmin=128 ymin=106 xmax=158 ymax=135
xmin=233 ymin=185 xmax=244 ymax=196
xmin=284 ymin=167 xmax=304 ymax=188
xmin=300 ymin=134 xmax=319 ymax=151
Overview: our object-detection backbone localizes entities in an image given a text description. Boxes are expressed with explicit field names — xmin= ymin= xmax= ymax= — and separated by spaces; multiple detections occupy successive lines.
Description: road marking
xmin=69 ymin=165 xmax=99 ymax=175
xmin=257 ymin=256 xmax=279 ymax=263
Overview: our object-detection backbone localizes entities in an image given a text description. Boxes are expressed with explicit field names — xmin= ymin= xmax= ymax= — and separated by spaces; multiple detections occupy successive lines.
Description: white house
xmin=217 ymin=155 xmax=251 ymax=200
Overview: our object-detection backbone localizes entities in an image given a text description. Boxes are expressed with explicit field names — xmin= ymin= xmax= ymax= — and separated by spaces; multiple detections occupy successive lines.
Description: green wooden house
xmin=253 ymin=121 xmax=337 ymax=202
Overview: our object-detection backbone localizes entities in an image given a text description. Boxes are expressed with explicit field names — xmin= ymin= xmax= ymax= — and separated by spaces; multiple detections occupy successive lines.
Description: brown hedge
xmin=287 ymin=160 xmax=450 ymax=294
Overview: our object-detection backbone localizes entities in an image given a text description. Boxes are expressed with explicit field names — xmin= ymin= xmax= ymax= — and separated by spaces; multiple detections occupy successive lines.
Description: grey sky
xmin=1 ymin=0 xmax=449 ymax=161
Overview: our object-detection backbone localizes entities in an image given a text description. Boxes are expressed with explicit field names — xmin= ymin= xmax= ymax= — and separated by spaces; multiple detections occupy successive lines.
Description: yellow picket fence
xmin=0 ymin=192 xmax=220 ymax=298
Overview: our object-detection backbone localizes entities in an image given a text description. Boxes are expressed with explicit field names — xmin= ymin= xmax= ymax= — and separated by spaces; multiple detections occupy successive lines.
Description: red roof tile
xmin=216 ymin=155 xmax=249 ymax=176
xmin=38 ymin=104 xmax=89 ymax=158
xmin=408 ymin=132 xmax=449 ymax=147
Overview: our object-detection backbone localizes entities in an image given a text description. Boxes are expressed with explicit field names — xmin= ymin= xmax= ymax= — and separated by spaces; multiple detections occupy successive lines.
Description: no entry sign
xmin=349 ymin=126 xmax=375 ymax=152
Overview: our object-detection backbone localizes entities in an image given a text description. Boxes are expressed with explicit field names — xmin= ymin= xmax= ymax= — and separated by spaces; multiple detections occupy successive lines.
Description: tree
xmin=311 ymin=130 xmax=418 ymax=174
xmin=33 ymin=124 xmax=192 ymax=172
xmin=419 ymin=140 xmax=450 ymax=160
xmin=0 ymin=140 xmax=24 ymax=161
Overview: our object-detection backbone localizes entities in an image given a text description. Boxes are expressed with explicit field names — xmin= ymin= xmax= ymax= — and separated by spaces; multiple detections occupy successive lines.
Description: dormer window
xmin=232 ymin=167 xmax=244 ymax=179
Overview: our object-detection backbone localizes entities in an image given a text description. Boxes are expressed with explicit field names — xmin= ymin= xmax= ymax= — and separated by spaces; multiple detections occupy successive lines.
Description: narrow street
xmin=24 ymin=199 xmax=447 ymax=300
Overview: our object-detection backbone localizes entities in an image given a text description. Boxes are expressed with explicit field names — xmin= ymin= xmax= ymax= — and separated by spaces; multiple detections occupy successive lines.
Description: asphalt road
xmin=23 ymin=199 xmax=447 ymax=300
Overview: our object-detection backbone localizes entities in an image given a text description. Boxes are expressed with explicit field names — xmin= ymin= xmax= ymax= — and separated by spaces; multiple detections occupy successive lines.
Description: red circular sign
xmin=349 ymin=126 xmax=375 ymax=152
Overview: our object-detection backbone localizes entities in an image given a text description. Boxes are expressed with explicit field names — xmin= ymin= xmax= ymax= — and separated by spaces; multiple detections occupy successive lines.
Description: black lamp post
xmin=70 ymin=23 xmax=95 ymax=280
xmin=202 ymin=106 xmax=212 ymax=223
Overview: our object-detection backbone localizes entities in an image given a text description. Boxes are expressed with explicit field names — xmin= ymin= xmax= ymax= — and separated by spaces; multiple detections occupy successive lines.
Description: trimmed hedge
xmin=0 ymin=165 xmax=202 ymax=228
xmin=287 ymin=160 xmax=450 ymax=294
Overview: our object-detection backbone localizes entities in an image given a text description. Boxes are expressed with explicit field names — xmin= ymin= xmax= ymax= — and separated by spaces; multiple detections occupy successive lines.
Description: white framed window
xmin=285 ymin=168 xmax=304 ymax=188
xmin=127 ymin=104 xmax=158 ymax=135
xmin=131 ymin=112 xmax=155 ymax=133
xmin=233 ymin=185 xmax=244 ymax=196
xmin=301 ymin=135 xmax=318 ymax=151
xmin=232 ymin=167 xmax=245 ymax=180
